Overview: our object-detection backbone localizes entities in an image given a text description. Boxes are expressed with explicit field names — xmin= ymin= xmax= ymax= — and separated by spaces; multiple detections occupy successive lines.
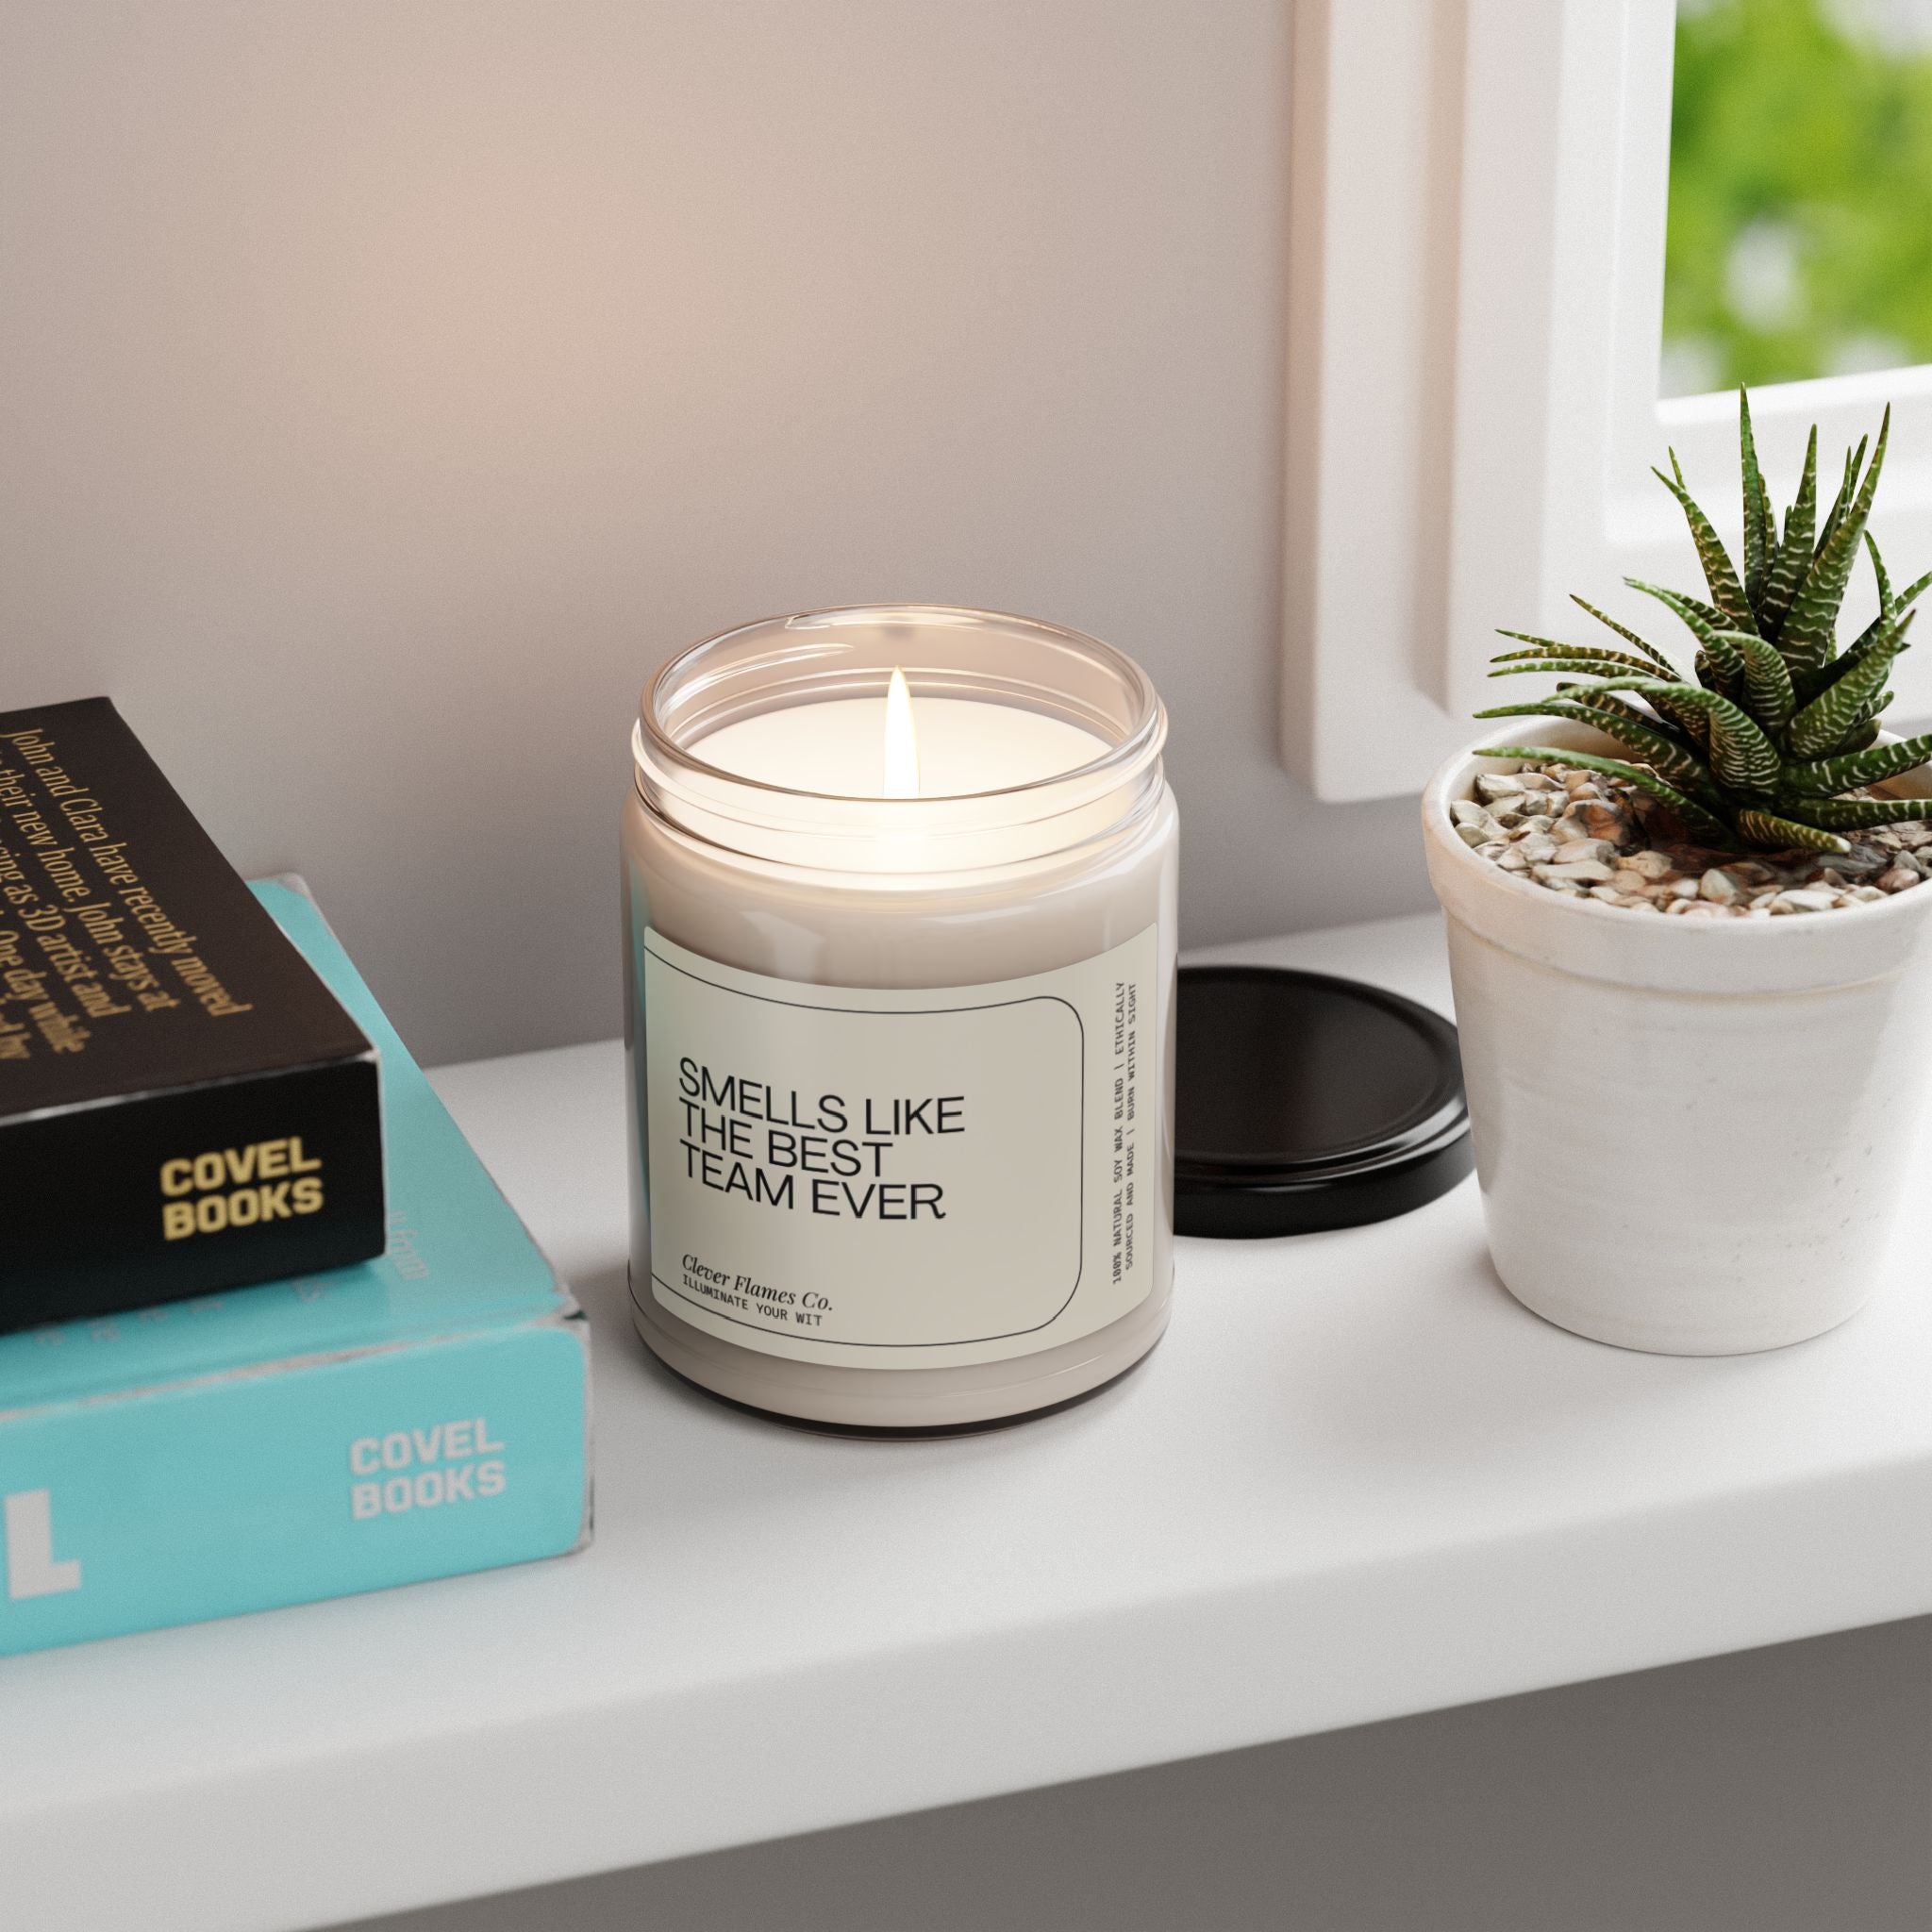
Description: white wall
xmin=0 ymin=0 xmax=1434 ymax=1066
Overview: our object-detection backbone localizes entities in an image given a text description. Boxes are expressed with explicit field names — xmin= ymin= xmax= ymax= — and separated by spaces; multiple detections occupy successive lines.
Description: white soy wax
xmin=695 ymin=696 xmax=1109 ymax=803
xmin=623 ymin=607 xmax=1176 ymax=1431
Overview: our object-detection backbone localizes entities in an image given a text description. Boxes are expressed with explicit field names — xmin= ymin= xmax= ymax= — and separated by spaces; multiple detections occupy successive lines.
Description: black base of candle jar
xmin=631 ymin=1275 xmax=1161 ymax=1437
xmin=1174 ymin=965 xmax=1473 ymax=1240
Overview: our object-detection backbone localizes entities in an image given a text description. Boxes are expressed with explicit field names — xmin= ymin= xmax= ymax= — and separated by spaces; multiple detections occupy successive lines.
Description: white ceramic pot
xmin=1423 ymin=719 xmax=1932 ymax=1354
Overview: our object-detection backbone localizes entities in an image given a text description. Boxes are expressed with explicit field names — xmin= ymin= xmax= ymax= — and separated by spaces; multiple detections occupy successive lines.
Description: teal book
xmin=0 ymin=881 xmax=591 ymax=1656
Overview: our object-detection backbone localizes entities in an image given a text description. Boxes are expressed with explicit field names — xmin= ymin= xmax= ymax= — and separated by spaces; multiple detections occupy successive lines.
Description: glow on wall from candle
xmin=883 ymin=666 xmax=920 ymax=800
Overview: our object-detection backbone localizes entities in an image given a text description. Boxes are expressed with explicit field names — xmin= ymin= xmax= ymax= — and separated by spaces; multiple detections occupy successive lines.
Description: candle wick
xmin=883 ymin=666 xmax=921 ymax=799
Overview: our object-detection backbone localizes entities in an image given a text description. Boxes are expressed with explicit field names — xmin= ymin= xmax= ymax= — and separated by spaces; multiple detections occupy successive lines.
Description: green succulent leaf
xmin=1474 ymin=747 xmax=1734 ymax=845
xmin=1740 ymin=390 xmax=1774 ymax=613
xmin=1673 ymin=589 xmax=1740 ymax=636
xmin=1778 ymin=733 xmax=1932 ymax=798
xmin=1886 ymin=566 xmax=1932 ymax=621
xmin=1653 ymin=701 xmax=1711 ymax=754
xmin=1731 ymin=809 xmax=1852 ymax=855
xmin=1823 ymin=713 xmax=1887 ymax=759
xmin=1624 ymin=580 xmax=1747 ymax=692
xmin=1557 ymin=686 xmax=1684 ymax=735
xmin=1866 ymin=531 xmax=1892 ymax=614
xmin=1780 ymin=408 xmax=1890 ymax=676
xmin=1568 ymin=688 xmax=1707 ymax=760
xmin=1569 ymin=597 xmax=1682 ymax=676
xmin=1736 ymin=633 xmax=1796 ymax=733
xmin=1804 ymin=602 xmax=1917 ymax=706
xmin=1815 ymin=436 xmax=1867 ymax=563
xmin=1487 ymin=658 xmax=1665 ymax=681
xmin=1472 ymin=698 xmax=1720 ymax=799
xmin=1775 ymin=795 xmax=1932 ymax=831
xmin=1657 ymin=453 xmax=1757 ymax=634
xmin=1786 ymin=608 xmax=1913 ymax=758
xmin=1567 ymin=597 xmax=1706 ymax=740
xmin=1814 ymin=621 xmax=1882 ymax=694
xmin=1652 ymin=698 xmax=1713 ymax=754
xmin=1831 ymin=607 xmax=1908 ymax=683
xmin=1581 ymin=678 xmax=1781 ymax=796
xmin=1759 ymin=426 xmax=1818 ymax=637
xmin=1490 ymin=631 xmax=1667 ymax=676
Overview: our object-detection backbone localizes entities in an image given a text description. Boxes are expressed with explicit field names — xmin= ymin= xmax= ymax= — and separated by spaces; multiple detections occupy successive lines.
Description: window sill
xmin=7 ymin=911 xmax=1929 ymax=1932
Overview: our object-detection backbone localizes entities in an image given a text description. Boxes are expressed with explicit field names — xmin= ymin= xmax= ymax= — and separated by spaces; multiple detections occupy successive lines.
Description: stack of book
xmin=0 ymin=701 xmax=590 ymax=1656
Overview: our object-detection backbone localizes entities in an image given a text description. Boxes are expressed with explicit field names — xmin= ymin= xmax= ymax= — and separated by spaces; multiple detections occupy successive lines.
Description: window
xmin=1665 ymin=0 xmax=1932 ymax=397
xmin=1285 ymin=0 xmax=1932 ymax=802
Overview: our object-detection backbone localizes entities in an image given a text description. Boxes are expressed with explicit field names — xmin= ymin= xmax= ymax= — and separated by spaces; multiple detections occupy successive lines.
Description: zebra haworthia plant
xmin=1477 ymin=391 xmax=1931 ymax=857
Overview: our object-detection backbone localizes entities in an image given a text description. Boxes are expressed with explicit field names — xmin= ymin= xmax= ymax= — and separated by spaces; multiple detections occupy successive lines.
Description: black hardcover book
xmin=0 ymin=698 xmax=384 ymax=1329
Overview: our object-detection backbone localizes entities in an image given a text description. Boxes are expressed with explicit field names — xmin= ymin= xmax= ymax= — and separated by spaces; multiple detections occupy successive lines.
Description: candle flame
xmin=883 ymin=666 xmax=920 ymax=799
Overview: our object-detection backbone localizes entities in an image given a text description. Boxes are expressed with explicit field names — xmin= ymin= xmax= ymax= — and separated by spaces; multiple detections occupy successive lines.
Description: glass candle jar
xmin=623 ymin=606 xmax=1177 ymax=1431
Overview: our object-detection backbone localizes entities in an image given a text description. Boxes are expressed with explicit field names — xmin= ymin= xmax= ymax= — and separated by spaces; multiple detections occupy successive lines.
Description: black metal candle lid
xmin=1174 ymin=965 xmax=1473 ymax=1239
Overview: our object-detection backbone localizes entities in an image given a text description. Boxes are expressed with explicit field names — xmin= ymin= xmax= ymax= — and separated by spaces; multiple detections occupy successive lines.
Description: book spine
xmin=0 ymin=1317 xmax=588 ymax=1657
xmin=0 ymin=1055 xmax=386 ymax=1331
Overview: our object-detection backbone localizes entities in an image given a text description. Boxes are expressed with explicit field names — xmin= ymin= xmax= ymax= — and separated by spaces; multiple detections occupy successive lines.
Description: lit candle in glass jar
xmin=623 ymin=607 xmax=1177 ymax=1432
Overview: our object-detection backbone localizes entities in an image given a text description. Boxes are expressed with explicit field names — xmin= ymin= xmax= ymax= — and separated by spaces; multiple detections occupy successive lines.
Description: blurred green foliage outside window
xmin=1665 ymin=0 xmax=1932 ymax=396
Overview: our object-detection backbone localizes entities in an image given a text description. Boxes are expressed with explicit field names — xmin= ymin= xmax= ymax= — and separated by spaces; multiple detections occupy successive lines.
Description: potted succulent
xmin=1423 ymin=393 xmax=1932 ymax=1354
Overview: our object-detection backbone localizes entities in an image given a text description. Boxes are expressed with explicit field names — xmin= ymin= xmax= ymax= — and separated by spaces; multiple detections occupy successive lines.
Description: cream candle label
xmin=641 ymin=926 xmax=1158 ymax=1369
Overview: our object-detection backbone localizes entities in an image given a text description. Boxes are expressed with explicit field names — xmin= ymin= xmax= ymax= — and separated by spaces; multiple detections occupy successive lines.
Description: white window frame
xmin=1284 ymin=0 xmax=1932 ymax=803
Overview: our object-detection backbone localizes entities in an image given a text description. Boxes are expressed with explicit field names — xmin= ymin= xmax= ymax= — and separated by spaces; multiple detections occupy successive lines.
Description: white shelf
xmin=8 ymin=913 xmax=1931 ymax=1932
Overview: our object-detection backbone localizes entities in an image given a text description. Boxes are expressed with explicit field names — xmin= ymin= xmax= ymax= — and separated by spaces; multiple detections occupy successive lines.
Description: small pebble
xmin=1534 ymin=859 xmax=1616 ymax=885
xmin=1623 ymin=849 xmax=1674 ymax=879
xmin=1516 ymin=833 xmax=1558 ymax=864
xmin=1495 ymin=847 xmax=1530 ymax=872
xmin=1476 ymin=774 xmax=1526 ymax=802
xmin=1772 ymin=890 xmax=1838 ymax=914
xmin=1699 ymin=868 xmax=1739 ymax=905
xmin=1574 ymin=799 xmax=1636 ymax=843
xmin=1452 ymin=800 xmax=1487 ymax=827
xmin=1831 ymin=845 xmax=1889 ymax=877
xmin=1668 ymin=876 xmax=1700 ymax=900
xmin=1555 ymin=838 xmax=1618 ymax=866
xmin=1877 ymin=867 xmax=1921 ymax=892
